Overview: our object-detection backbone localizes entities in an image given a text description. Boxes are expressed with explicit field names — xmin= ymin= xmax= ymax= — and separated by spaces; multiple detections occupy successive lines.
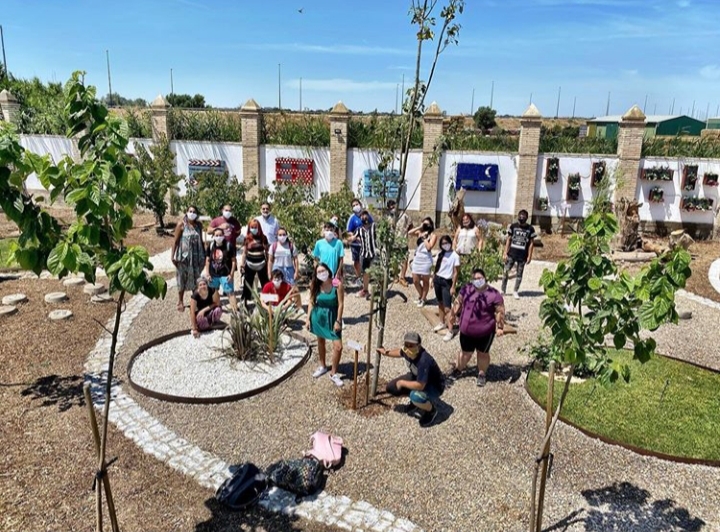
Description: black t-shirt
xmin=207 ymin=241 xmax=236 ymax=277
xmin=400 ymin=348 xmax=445 ymax=393
xmin=507 ymin=223 xmax=537 ymax=261
xmin=191 ymin=287 xmax=216 ymax=315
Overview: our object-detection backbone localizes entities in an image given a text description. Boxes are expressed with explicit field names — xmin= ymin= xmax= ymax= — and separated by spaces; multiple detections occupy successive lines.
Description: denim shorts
xmin=208 ymin=275 xmax=234 ymax=294
xmin=274 ymin=266 xmax=296 ymax=286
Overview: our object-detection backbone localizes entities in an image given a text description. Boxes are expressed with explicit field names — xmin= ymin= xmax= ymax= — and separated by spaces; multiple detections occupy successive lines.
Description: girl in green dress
xmin=306 ymin=262 xmax=345 ymax=386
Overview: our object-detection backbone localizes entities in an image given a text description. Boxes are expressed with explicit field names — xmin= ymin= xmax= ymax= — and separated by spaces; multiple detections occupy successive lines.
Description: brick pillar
xmin=0 ymin=89 xmax=20 ymax=124
xmin=420 ymin=101 xmax=444 ymax=223
xmin=616 ymin=105 xmax=645 ymax=201
xmin=515 ymin=104 xmax=542 ymax=216
xmin=240 ymin=98 xmax=262 ymax=197
xmin=150 ymin=94 xmax=170 ymax=141
xmin=329 ymin=101 xmax=350 ymax=193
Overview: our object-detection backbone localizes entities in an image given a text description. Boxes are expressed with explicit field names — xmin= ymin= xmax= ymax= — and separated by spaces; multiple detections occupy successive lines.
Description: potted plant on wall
xmin=567 ymin=173 xmax=581 ymax=201
xmin=703 ymin=172 xmax=719 ymax=186
xmin=681 ymin=196 xmax=714 ymax=211
xmin=591 ymin=161 xmax=606 ymax=187
xmin=537 ymin=196 xmax=549 ymax=211
xmin=545 ymin=157 xmax=559 ymax=184
xmin=642 ymin=166 xmax=674 ymax=181
xmin=682 ymin=165 xmax=698 ymax=191
xmin=648 ymin=186 xmax=664 ymax=203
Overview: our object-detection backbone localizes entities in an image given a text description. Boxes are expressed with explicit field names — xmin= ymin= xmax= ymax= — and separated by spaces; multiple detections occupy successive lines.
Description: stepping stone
xmin=39 ymin=271 xmax=55 ymax=279
xmin=83 ymin=283 xmax=107 ymax=296
xmin=63 ymin=277 xmax=85 ymax=287
xmin=48 ymin=309 xmax=73 ymax=321
xmin=678 ymin=310 xmax=692 ymax=320
xmin=91 ymin=293 xmax=114 ymax=303
xmin=0 ymin=305 xmax=18 ymax=317
xmin=2 ymin=293 xmax=27 ymax=306
xmin=45 ymin=292 xmax=68 ymax=303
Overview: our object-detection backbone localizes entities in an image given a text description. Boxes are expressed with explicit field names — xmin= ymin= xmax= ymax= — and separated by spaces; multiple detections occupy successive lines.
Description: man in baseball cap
xmin=376 ymin=331 xmax=445 ymax=427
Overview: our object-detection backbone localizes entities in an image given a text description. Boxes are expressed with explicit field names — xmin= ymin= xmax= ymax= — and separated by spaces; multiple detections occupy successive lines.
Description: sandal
xmin=177 ymin=302 xmax=185 ymax=312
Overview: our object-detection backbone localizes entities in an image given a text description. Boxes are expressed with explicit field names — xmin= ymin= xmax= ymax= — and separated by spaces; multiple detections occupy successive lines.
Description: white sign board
xmin=260 ymin=293 xmax=279 ymax=303
xmin=346 ymin=340 xmax=364 ymax=351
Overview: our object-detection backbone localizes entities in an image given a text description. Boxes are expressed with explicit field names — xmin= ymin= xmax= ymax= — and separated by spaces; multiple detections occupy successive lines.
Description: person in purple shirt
xmin=450 ymin=267 xmax=505 ymax=387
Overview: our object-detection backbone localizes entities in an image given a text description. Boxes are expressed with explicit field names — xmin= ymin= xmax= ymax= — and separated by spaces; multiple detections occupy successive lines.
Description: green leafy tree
xmin=167 ymin=93 xmax=207 ymax=108
xmin=527 ymin=197 xmax=692 ymax=531
xmin=472 ymin=105 xmax=496 ymax=131
xmin=0 ymin=71 xmax=167 ymax=530
xmin=179 ymin=171 xmax=258 ymax=224
xmin=134 ymin=135 xmax=182 ymax=228
xmin=0 ymin=71 xmax=66 ymax=134
xmin=101 ymin=93 xmax=148 ymax=107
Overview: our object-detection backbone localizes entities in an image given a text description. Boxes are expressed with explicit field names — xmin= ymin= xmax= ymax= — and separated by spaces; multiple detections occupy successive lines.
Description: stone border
xmin=126 ymin=328 xmax=311 ymax=404
xmin=84 ymin=277 xmax=423 ymax=532
xmin=708 ymin=258 xmax=720 ymax=296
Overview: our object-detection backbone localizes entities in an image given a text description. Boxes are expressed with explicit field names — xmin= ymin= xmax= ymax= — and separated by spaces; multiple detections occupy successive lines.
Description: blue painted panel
xmin=455 ymin=163 xmax=498 ymax=192
xmin=363 ymin=169 xmax=403 ymax=198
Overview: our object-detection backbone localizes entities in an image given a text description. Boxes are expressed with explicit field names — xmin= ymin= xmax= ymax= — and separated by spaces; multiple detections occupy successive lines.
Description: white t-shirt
xmin=269 ymin=241 xmax=298 ymax=269
xmin=255 ymin=214 xmax=280 ymax=245
xmin=435 ymin=250 xmax=460 ymax=280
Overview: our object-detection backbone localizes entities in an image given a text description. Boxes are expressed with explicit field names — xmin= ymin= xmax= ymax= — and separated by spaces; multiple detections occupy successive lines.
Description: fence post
xmin=420 ymin=101 xmax=444 ymax=224
xmin=516 ymin=104 xmax=543 ymax=216
xmin=616 ymin=105 xmax=645 ymax=201
xmin=150 ymin=94 xmax=170 ymax=142
xmin=329 ymin=101 xmax=350 ymax=194
xmin=0 ymin=89 xmax=20 ymax=124
xmin=240 ymin=98 xmax=262 ymax=197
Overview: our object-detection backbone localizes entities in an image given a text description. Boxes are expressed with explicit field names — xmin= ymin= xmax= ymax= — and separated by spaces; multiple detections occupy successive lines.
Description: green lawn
xmin=527 ymin=350 xmax=720 ymax=462
xmin=0 ymin=238 xmax=18 ymax=269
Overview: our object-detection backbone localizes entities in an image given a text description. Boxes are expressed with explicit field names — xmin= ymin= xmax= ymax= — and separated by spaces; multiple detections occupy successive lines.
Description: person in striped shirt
xmin=346 ymin=210 xmax=377 ymax=299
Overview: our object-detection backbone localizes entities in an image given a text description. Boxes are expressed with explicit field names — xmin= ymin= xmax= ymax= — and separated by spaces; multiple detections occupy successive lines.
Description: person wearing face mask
xmin=239 ymin=220 xmax=270 ymax=306
xmin=189 ymin=277 xmax=223 ymax=338
xmin=260 ymin=269 xmax=297 ymax=312
xmin=453 ymin=213 xmax=485 ymax=256
xmin=209 ymin=204 xmax=242 ymax=245
xmin=432 ymin=235 xmax=461 ymax=342
xmin=386 ymin=200 xmax=413 ymax=287
xmin=172 ymin=205 xmax=206 ymax=312
xmin=346 ymin=210 xmax=377 ymax=299
xmin=408 ymin=217 xmax=438 ymax=307
xmin=255 ymin=202 xmax=281 ymax=245
xmin=502 ymin=209 xmax=536 ymax=300
xmin=376 ymin=332 xmax=445 ymax=428
xmin=312 ymin=221 xmax=345 ymax=281
xmin=306 ymin=263 xmax=345 ymax=387
xmin=451 ymin=268 xmax=505 ymax=387
xmin=347 ymin=199 xmax=373 ymax=287
xmin=267 ymin=227 xmax=302 ymax=309
xmin=203 ymin=228 xmax=238 ymax=311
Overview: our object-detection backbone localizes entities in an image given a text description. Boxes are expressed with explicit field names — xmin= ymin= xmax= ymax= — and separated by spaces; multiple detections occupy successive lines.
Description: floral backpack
xmin=304 ymin=430 xmax=344 ymax=469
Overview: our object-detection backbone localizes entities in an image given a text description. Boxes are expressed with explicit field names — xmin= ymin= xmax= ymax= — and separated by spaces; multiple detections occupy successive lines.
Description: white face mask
xmin=352 ymin=205 xmax=362 ymax=214
xmin=222 ymin=210 xmax=232 ymax=219
xmin=317 ymin=271 xmax=329 ymax=282
xmin=262 ymin=212 xmax=270 ymax=218
xmin=324 ymin=231 xmax=335 ymax=241
xmin=278 ymin=235 xmax=288 ymax=243
xmin=187 ymin=212 xmax=198 ymax=221
xmin=442 ymin=244 xmax=452 ymax=252
xmin=473 ymin=279 xmax=486 ymax=289
xmin=272 ymin=280 xmax=282 ymax=289
xmin=213 ymin=236 xmax=224 ymax=245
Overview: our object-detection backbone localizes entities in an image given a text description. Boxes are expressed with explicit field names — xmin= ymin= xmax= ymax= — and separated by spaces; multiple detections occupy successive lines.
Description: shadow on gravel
xmin=488 ymin=362 xmax=524 ymax=384
xmin=519 ymin=290 xmax=545 ymax=298
xmin=196 ymin=498 xmax=311 ymax=532
xmin=20 ymin=374 xmax=85 ymax=412
xmin=545 ymin=481 xmax=706 ymax=532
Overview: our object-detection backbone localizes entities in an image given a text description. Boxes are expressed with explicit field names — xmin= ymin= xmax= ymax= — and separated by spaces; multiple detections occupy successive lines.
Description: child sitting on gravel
xmin=190 ymin=277 xmax=223 ymax=338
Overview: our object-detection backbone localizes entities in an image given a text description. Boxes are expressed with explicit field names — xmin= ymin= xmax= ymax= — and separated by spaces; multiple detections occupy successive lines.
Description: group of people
xmin=170 ymin=196 xmax=537 ymax=427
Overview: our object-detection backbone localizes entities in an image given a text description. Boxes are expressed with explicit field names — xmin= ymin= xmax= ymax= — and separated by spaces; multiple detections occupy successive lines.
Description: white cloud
xmin=700 ymin=65 xmax=720 ymax=79
xmin=286 ymin=78 xmax=398 ymax=92
xmin=246 ymin=43 xmax=411 ymax=56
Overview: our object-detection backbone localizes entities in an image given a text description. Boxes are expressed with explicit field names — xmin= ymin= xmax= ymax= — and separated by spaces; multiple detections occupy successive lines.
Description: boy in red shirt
xmin=260 ymin=269 xmax=297 ymax=312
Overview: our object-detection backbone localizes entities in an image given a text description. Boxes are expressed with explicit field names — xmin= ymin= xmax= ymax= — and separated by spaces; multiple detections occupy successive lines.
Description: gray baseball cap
xmin=403 ymin=332 xmax=421 ymax=345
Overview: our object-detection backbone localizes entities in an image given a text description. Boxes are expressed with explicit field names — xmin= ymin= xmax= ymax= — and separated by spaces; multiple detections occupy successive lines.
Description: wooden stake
xmin=84 ymin=383 xmax=119 ymax=532
xmin=268 ymin=306 xmax=274 ymax=354
xmin=365 ymin=295 xmax=374 ymax=405
xmin=531 ymin=362 xmax=556 ymax=532
xmin=352 ymin=349 xmax=359 ymax=410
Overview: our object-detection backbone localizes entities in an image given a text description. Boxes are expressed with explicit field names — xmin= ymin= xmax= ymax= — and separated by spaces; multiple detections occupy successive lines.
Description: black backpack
xmin=215 ymin=463 xmax=268 ymax=510
xmin=266 ymin=457 xmax=324 ymax=497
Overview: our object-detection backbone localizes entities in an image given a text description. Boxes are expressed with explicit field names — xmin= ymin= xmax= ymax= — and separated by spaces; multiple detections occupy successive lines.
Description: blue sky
xmin=4 ymin=0 xmax=720 ymax=118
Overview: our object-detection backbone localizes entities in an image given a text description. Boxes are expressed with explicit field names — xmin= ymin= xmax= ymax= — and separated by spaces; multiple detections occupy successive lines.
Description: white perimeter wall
xmin=637 ymin=157 xmax=720 ymax=225
xmin=260 ymin=146 xmax=330 ymax=200
xmin=347 ymin=149 xmax=422 ymax=211
xmin=171 ymin=140 xmax=243 ymax=195
xmin=438 ymin=152 xmax=518 ymax=216
xmin=534 ymin=154 xmax=619 ymax=218
xmin=19 ymin=135 xmax=76 ymax=190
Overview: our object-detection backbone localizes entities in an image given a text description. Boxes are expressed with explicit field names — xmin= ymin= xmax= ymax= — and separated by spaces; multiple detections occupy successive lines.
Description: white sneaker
xmin=329 ymin=373 xmax=344 ymax=387
xmin=443 ymin=331 xmax=455 ymax=342
xmin=312 ymin=366 xmax=329 ymax=378
xmin=433 ymin=323 xmax=446 ymax=332
xmin=416 ymin=300 xmax=425 ymax=308
xmin=513 ymin=292 xmax=520 ymax=300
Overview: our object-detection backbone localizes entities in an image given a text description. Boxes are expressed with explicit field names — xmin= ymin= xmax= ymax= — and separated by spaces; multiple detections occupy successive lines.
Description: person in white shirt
xmin=255 ymin=202 xmax=281 ymax=245
xmin=453 ymin=213 xmax=484 ymax=256
xmin=432 ymin=235 xmax=461 ymax=341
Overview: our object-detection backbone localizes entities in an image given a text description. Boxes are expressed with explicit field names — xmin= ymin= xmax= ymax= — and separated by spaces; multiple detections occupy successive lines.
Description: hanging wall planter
xmin=682 ymin=165 xmax=698 ymax=191
xmin=545 ymin=157 xmax=559 ymax=184
xmin=537 ymin=197 xmax=549 ymax=211
xmin=703 ymin=173 xmax=719 ymax=187
xmin=591 ymin=161 xmax=606 ymax=187
xmin=681 ymin=196 xmax=714 ymax=212
xmin=567 ymin=173 xmax=581 ymax=201
xmin=648 ymin=186 xmax=664 ymax=203
xmin=642 ymin=166 xmax=674 ymax=182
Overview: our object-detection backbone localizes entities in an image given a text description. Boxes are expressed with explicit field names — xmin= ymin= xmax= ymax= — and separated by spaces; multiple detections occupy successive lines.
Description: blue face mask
xmin=250 ymin=228 xmax=258 ymax=235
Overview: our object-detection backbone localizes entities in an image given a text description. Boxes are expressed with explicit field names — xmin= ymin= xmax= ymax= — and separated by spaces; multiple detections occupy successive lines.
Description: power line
xmin=0 ymin=25 xmax=7 ymax=80
xmin=555 ymin=86 xmax=561 ymax=118
xmin=170 ymin=68 xmax=174 ymax=96
xmin=106 ymin=50 xmax=113 ymax=106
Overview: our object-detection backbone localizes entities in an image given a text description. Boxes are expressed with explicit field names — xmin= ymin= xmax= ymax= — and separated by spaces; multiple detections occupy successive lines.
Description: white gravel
xmin=129 ymin=329 xmax=307 ymax=398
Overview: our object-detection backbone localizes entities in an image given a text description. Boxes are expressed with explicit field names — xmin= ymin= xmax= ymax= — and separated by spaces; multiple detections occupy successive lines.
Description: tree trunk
xmin=614 ymin=198 xmax=641 ymax=251
xmin=371 ymin=261 xmax=390 ymax=397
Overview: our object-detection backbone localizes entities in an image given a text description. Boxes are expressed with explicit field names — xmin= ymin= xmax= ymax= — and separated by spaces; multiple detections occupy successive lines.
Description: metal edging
xmin=523 ymin=354 xmax=720 ymax=468
xmin=126 ymin=325 xmax=311 ymax=405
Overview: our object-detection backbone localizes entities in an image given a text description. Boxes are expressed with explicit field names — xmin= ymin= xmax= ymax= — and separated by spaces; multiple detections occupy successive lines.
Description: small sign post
xmin=346 ymin=341 xmax=364 ymax=410
xmin=260 ymin=293 xmax=279 ymax=353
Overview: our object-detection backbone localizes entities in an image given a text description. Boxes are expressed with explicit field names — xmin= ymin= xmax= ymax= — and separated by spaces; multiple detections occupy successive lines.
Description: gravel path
xmin=116 ymin=256 xmax=720 ymax=531
xmin=129 ymin=330 xmax=306 ymax=399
